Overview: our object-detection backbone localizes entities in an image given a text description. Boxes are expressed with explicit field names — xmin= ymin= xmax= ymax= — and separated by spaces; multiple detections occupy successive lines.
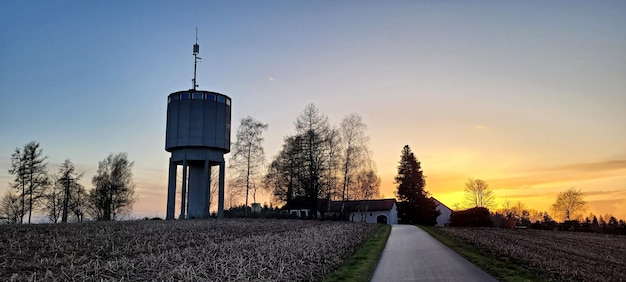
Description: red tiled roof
xmin=281 ymin=197 xmax=396 ymax=212
xmin=281 ymin=196 xmax=329 ymax=211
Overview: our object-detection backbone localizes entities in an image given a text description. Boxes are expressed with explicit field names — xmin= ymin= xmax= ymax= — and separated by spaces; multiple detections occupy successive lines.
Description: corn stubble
xmin=440 ymin=228 xmax=626 ymax=281
xmin=0 ymin=219 xmax=377 ymax=281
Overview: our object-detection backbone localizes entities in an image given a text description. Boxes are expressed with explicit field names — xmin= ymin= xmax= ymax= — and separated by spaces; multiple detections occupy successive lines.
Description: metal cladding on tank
xmin=165 ymin=90 xmax=231 ymax=153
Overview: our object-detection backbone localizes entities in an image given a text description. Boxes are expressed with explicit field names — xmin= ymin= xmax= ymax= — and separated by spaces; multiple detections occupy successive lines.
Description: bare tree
xmin=265 ymin=135 xmax=305 ymax=204
xmin=324 ymin=126 xmax=341 ymax=201
xmin=294 ymin=104 xmax=331 ymax=219
xmin=8 ymin=148 xmax=26 ymax=224
xmin=8 ymin=141 xmax=50 ymax=224
xmin=452 ymin=203 xmax=461 ymax=211
xmin=551 ymin=187 xmax=587 ymax=222
xmin=500 ymin=198 xmax=516 ymax=219
xmin=463 ymin=178 xmax=496 ymax=210
xmin=262 ymin=104 xmax=333 ymax=216
xmin=0 ymin=190 xmax=22 ymax=224
xmin=528 ymin=209 xmax=545 ymax=223
xmin=42 ymin=175 xmax=64 ymax=223
xmin=499 ymin=199 xmax=528 ymax=224
xmin=266 ymin=108 xmax=379 ymax=219
xmin=515 ymin=201 xmax=529 ymax=223
xmin=208 ymin=166 xmax=220 ymax=214
xmin=226 ymin=181 xmax=244 ymax=210
xmin=265 ymin=152 xmax=289 ymax=204
xmin=229 ymin=116 xmax=268 ymax=210
xmin=88 ymin=153 xmax=135 ymax=221
xmin=352 ymin=169 xmax=380 ymax=200
xmin=339 ymin=113 xmax=368 ymax=202
xmin=69 ymin=183 xmax=88 ymax=222
xmin=42 ymin=159 xmax=85 ymax=223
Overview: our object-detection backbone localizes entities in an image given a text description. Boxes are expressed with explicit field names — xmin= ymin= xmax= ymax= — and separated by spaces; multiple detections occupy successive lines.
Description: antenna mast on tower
xmin=192 ymin=27 xmax=201 ymax=90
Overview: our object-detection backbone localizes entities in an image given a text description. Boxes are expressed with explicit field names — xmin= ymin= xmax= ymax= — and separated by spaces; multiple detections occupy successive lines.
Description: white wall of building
xmin=287 ymin=209 xmax=315 ymax=218
xmin=349 ymin=203 xmax=398 ymax=224
xmin=390 ymin=203 xmax=398 ymax=224
xmin=435 ymin=203 xmax=452 ymax=227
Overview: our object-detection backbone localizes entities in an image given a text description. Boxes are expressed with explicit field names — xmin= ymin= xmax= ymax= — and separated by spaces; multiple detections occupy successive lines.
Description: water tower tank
xmin=165 ymin=90 xmax=231 ymax=152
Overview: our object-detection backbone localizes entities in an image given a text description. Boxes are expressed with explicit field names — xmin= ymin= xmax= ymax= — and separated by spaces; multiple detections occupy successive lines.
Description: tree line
xmin=449 ymin=178 xmax=626 ymax=234
xmin=1 ymin=141 xmax=135 ymax=224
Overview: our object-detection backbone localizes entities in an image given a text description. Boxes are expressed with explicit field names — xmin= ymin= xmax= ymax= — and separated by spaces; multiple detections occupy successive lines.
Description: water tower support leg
xmin=180 ymin=158 xmax=188 ymax=219
xmin=166 ymin=159 xmax=177 ymax=220
xmin=203 ymin=158 xmax=210 ymax=217
xmin=217 ymin=161 xmax=225 ymax=218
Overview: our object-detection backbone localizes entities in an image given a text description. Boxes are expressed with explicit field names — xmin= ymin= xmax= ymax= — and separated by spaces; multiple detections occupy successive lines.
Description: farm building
xmin=333 ymin=199 xmax=398 ymax=224
xmin=281 ymin=197 xmax=329 ymax=219
xmin=282 ymin=197 xmax=398 ymax=224
xmin=432 ymin=198 xmax=453 ymax=227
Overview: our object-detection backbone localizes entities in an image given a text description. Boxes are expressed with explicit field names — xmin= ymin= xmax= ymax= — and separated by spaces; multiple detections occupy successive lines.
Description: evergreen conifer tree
xmin=395 ymin=145 xmax=439 ymax=225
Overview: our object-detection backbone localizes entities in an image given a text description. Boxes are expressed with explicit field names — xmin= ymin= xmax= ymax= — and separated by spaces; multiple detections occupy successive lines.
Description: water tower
xmin=165 ymin=30 xmax=231 ymax=219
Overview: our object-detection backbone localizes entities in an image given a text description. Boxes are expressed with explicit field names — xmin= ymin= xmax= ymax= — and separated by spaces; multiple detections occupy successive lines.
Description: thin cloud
xmin=504 ymin=189 xmax=626 ymax=200
xmin=587 ymin=197 xmax=626 ymax=217
xmin=268 ymin=77 xmax=275 ymax=81
xmin=134 ymin=186 xmax=166 ymax=198
xmin=488 ymin=159 xmax=626 ymax=189
xmin=427 ymin=172 xmax=469 ymax=193
xmin=500 ymin=191 xmax=558 ymax=199
xmin=544 ymin=160 xmax=626 ymax=172
xmin=581 ymin=189 xmax=626 ymax=197
xmin=474 ymin=125 xmax=487 ymax=129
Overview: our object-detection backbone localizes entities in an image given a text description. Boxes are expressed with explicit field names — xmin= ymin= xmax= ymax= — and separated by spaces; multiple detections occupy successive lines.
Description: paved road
xmin=371 ymin=225 xmax=497 ymax=282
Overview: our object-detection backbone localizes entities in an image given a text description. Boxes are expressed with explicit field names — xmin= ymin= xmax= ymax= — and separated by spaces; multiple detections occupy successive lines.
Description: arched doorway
xmin=377 ymin=215 xmax=388 ymax=224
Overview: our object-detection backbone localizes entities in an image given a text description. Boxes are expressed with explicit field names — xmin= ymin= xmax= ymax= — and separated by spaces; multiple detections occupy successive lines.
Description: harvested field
xmin=439 ymin=227 xmax=626 ymax=281
xmin=0 ymin=219 xmax=378 ymax=281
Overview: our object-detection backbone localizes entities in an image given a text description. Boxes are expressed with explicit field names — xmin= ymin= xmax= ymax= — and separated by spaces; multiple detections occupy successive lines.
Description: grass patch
xmin=324 ymin=224 xmax=391 ymax=282
xmin=419 ymin=226 xmax=546 ymax=282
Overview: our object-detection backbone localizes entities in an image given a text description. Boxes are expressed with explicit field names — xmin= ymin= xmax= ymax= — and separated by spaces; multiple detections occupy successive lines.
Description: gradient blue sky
xmin=1 ymin=1 xmax=625 ymax=219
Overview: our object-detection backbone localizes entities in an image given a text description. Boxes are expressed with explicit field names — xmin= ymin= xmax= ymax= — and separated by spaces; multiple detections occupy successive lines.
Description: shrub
xmin=450 ymin=207 xmax=492 ymax=227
